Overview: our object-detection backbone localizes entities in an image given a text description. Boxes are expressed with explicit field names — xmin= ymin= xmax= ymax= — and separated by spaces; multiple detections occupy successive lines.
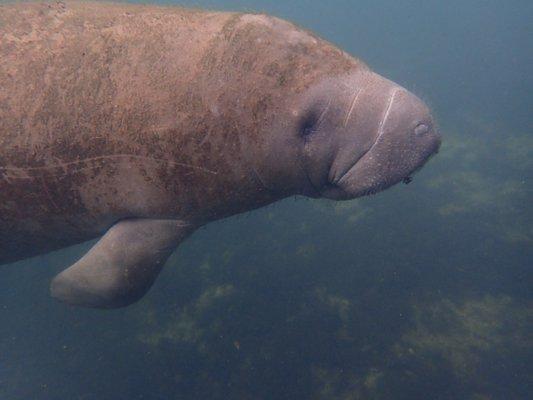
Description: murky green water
xmin=1 ymin=1 xmax=531 ymax=399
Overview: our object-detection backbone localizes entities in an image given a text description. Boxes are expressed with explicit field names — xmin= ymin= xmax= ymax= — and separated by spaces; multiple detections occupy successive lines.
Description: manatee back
xmin=0 ymin=2 xmax=231 ymax=263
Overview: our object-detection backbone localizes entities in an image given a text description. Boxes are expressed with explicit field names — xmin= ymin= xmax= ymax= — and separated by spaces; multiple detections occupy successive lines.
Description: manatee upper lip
xmin=333 ymin=89 xmax=401 ymax=188
xmin=315 ymin=137 xmax=379 ymax=199
xmin=332 ymin=132 xmax=440 ymax=197
xmin=332 ymin=135 xmax=378 ymax=187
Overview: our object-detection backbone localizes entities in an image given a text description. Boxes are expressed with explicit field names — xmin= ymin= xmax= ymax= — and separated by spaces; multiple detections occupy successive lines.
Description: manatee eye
xmin=299 ymin=108 xmax=323 ymax=138
xmin=301 ymin=120 xmax=316 ymax=137
xmin=299 ymin=109 xmax=320 ymax=138
xmin=298 ymin=97 xmax=331 ymax=140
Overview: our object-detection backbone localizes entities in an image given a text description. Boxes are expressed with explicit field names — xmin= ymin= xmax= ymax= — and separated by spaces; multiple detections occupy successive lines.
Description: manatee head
xmin=289 ymin=70 xmax=441 ymax=200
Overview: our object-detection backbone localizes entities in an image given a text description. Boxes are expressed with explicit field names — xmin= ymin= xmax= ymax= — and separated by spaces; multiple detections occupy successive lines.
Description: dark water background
xmin=1 ymin=0 xmax=532 ymax=399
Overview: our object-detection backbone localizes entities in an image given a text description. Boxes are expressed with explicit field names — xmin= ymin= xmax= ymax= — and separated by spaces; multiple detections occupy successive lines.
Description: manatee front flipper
xmin=50 ymin=219 xmax=194 ymax=309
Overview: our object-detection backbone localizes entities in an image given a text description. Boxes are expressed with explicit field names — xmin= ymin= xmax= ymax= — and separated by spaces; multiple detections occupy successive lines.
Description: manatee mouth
xmin=335 ymin=134 xmax=379 ymax=184
xmin=335 ymin=142 xmax=387 ymax=197
xmin=319 ymin=137 xmax=380 ymax=200
xmin=322 ymin=132 xmax=440 ymax=200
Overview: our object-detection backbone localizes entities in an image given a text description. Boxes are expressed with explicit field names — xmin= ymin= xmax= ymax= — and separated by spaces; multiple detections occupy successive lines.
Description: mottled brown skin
xmin=0 ymin=1 xmax=357 ymax=261
xmin=0 ymin=2 xmax=440 ymax=308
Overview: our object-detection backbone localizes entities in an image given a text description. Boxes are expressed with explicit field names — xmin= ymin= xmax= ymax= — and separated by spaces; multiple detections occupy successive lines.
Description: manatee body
xmin=0 ymin=1 xmax=440 ymax=308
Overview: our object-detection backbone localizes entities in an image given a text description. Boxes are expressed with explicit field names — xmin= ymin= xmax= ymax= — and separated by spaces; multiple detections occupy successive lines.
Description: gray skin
xmin=0 ymin=2 xmax=441 ymax=308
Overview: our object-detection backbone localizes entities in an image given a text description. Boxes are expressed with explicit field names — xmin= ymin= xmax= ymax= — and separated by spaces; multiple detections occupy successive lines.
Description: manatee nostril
xmin=414 ymin=123 xmax=429 ymax=136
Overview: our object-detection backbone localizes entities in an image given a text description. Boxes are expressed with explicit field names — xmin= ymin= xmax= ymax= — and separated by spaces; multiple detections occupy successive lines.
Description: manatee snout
xmin=335 ymin=86 xmax=441 ymax=198
xmin=299 ymin=71 xmax=441 ymax=200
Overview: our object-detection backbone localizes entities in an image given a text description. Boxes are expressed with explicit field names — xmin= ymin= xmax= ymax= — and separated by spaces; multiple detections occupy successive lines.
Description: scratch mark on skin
xmin=343 ymin=87 xmax=362 ymax=128
xmin=249 ymin=164 xmax=274 ymax=194
xmin=0 ymin=154 xmax=219 ymax=179
xmin=198 ymin=130 xmax=213 ymax=147
xmin=316 ymin=97 xmax=332 ymax=129
xmin=40 ymin=176 xmax=61 ymax=211
xmin=335 ymin=88 xmax=400 ymax=188
xmin=375 ymin=88 xmax=399 ymax=144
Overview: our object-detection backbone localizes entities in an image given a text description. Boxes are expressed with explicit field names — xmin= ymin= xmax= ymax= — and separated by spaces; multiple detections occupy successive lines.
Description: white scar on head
xmin=375 ymin=88 xmax=400 ymax=144
xmin=343 ymin=87 xmax=363 ymax=128
xmin=316 ymin=97 xmax=332 ymax=128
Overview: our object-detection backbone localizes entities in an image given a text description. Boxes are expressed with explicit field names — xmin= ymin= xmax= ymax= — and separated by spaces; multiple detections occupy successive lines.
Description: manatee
xmin=0 ymin=1 xmax=441 ymax=308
